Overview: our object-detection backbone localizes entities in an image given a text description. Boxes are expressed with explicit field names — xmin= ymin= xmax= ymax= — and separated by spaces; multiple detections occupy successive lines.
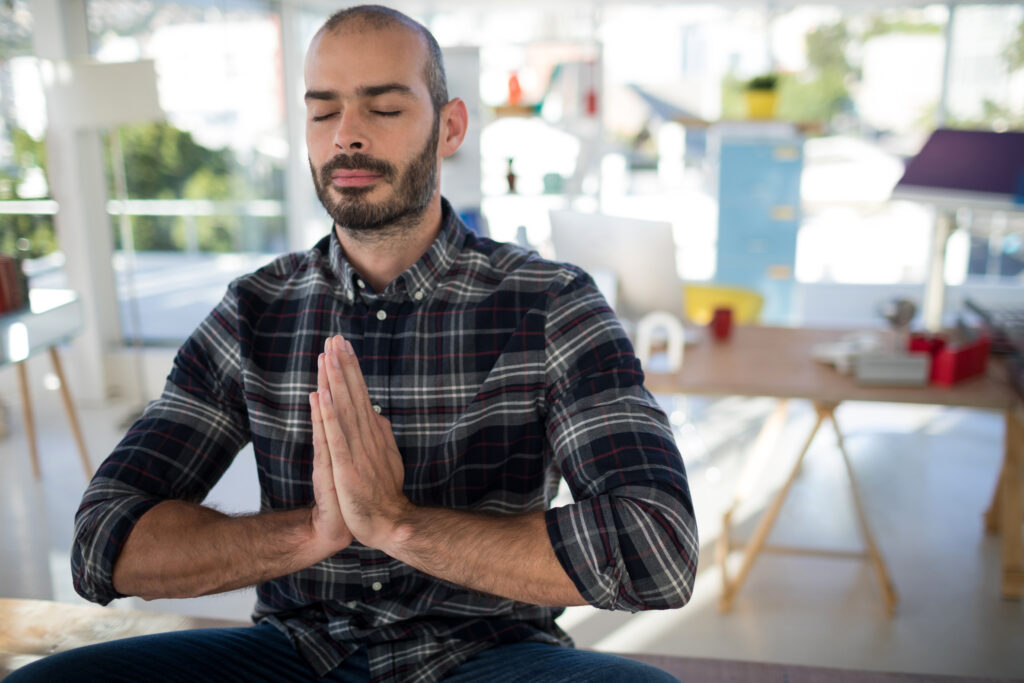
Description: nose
xmin=333 ymin=107 xmax=366 ymax=152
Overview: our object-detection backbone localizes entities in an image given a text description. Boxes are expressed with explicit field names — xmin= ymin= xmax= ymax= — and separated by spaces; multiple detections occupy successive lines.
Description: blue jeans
xmin=6 ymin=622 xmax=679 ymax=682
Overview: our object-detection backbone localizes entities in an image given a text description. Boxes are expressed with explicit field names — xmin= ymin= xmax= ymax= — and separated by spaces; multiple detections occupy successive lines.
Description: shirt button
xmin=376 ymin=309 xmax=387 ymax=321
xmin=413 ymin=290 xmax=424 ymax=301
xmin=356 ymin=278 xmax=366 ymax=289
xmin=372 ymin=404 xmax=382 ymax=414
xmin=371 ymin=581 xmax=383 ymax=591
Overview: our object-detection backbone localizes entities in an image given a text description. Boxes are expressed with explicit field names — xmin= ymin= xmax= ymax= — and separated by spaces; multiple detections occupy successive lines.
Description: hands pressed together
xmin=308 ymin=336 xmax=412 ymax=558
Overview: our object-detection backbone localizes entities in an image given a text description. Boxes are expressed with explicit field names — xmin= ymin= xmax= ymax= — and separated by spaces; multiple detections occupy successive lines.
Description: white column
xmin=936 ymin=3 xmax=956 ymax=128
xmin=923 ymin=209 xmax=956 ymax=333
xmin=31 ymin=0 xmax=122 ymax=401
xmin=280 ymin=2 xmax=324 ymax=252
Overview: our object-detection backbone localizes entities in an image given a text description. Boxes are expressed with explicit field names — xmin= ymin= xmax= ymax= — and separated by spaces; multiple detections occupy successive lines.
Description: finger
xmin=309 ymin=391 xmax=330 ymax=482
xmin=324 ymin=337 xmax=370 ymax=451
xmin=310 ymin=385 xmax=328 ymax=460
xmin=374 ymin=413 xmax=397 ymax=451
xmin=375 ymin=414 xmax=404 ymax=480
xmin=332 ymin=335 xmax=378 ymax=429
xmin=310 ymin=391 xmax=340 ymax=512
xmin=314 ymin=352 xmax=336 ymax=460
xmin=317 ymin=345 xmax=330 ymax=395
xmin=317 ymin=369 xmax=355 ymax=471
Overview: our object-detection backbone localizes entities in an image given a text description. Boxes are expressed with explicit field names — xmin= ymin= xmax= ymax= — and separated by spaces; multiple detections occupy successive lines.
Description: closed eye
xmin=311 ymin=112 xmax=338 ymax=122
xmin=372 ymin=110 xmax=401 ymax=117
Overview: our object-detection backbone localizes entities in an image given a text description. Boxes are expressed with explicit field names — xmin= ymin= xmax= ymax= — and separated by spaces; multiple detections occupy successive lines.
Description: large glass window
xmin=0 ymin=0 xmax=59 ymax=284
xmin=87 ymin=0 xmax=287 ymax=344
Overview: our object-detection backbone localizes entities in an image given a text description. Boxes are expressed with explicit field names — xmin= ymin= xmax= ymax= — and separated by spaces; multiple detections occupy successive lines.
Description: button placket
xmin=362 ymin=300 xmax=393 ymax=424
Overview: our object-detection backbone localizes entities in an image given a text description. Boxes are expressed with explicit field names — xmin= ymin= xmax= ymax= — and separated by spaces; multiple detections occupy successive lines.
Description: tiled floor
xmin=1 ymin=372 xmax=1022 ymax=679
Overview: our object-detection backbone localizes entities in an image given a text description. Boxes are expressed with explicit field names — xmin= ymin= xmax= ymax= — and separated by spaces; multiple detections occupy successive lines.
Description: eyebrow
xmin=304 ymin=83 xmax=416 ymax=102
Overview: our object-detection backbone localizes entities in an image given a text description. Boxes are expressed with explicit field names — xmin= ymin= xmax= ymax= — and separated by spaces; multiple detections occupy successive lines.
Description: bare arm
xmin=112 ymin=501 xmax=322 ymax=600
xmin=113 ymin=370 xmax=355 ymax=601
xmin=315 ymin=336 xmax=586 ymax=607
xmin=387 ymin=508 xmax=585 ymax=607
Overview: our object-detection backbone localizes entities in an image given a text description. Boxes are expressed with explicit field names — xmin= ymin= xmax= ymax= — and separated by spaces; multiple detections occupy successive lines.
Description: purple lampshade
xmin=893 ymin=129 xmax=1024 ymax=208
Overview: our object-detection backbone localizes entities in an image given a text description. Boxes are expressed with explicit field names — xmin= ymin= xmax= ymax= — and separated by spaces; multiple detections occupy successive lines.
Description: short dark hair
xmin=319 ymin=5 xmax=449 ymax=115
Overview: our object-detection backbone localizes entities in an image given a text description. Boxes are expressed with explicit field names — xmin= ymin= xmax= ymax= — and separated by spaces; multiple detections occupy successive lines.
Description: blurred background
xmin=0 ymin=0 xmax=1022 ymax=679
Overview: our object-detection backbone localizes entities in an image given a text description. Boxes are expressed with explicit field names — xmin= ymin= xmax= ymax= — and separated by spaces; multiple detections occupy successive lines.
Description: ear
xmin=438 ymin=98 xmax=468 ymax=159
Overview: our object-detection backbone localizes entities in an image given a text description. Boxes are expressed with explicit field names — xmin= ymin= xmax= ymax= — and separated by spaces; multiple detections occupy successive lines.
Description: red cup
xmin=710 ymin=307 xmax=733 ymax=341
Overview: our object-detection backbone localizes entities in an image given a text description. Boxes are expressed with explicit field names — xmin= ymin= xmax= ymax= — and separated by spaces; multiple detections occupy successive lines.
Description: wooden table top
xmin=643 ymin=326 xmax=1018 ymax=411
xmin=0 ymin=597 xmax=246 ymax=675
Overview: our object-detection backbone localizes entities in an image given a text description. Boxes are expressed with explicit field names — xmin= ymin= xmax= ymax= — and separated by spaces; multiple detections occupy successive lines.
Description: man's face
xmin=304 ymin=25 xmax=440 ymax=234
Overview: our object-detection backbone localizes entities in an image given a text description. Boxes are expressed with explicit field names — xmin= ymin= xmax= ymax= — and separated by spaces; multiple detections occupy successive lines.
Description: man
xmin=11 ymin=6 xmax=697 ymax=682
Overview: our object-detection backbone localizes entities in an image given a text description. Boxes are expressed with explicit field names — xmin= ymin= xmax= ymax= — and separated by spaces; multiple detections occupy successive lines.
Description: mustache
xmin=319 ymin=153 xmax=396 ymax=183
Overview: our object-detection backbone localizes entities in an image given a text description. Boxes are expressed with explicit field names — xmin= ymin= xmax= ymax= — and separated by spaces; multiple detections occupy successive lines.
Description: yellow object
xmin=683 ymin=283 xmax=764 ymax=326
xmin=744 ymin=90 xmax=778 ymax=119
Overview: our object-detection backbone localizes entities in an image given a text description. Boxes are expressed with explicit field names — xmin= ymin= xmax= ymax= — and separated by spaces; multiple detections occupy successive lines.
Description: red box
xmin=907 ymin=333 xmax=990 ymax=385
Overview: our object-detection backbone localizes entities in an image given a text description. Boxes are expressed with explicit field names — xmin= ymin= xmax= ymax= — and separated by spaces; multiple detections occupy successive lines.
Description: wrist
xmin=379 ymin=499 xmax=418 ymax=559
xmin=301 ymin=506 xmax=341 ymax=563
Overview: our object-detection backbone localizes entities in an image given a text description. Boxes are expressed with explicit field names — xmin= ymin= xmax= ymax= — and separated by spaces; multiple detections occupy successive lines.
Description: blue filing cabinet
xmin=709 ymin=123 xmax=803 ymax=324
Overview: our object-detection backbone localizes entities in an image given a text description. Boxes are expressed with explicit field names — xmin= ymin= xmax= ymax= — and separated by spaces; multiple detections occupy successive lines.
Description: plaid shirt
xmin=72 ymin=200 xmax=698 ymax=682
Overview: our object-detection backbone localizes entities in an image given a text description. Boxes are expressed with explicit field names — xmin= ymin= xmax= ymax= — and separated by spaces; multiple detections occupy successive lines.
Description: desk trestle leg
xmin=828 ymin=407 xmax=898 ymax=615
xmin=718 ymin=401 xmax=898 ymax=616
xmin=48 ymin=347 xmax=92 ymax=480
xmin=996 ymin=407 xmax=1023 ymax=599
xmin=11 ymin=348 xmax=93 ymax=482
xmin=14 ymin=361 xmax=41 ymax=479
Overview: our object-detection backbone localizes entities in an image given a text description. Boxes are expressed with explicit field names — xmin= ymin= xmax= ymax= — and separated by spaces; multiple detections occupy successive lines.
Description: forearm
xmin=384 ymin=507 xmax=586 ymax=607
xmin=112 ymin=500 xmax=327 ymax=600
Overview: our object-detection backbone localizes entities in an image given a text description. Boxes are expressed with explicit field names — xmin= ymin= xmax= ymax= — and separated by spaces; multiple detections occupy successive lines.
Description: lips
xmin=332 ymin=170 xmax=382 ymax=187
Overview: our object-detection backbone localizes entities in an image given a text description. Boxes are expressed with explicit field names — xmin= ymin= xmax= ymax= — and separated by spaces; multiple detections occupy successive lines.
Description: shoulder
xmin=452 ymin=232 xmax=593 ymax=300
xmin=226 ymin=236 xmax=332 ymax=304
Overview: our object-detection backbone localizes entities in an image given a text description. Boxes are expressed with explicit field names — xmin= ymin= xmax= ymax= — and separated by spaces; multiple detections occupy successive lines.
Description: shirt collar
xmin=324 ymin=198 xmax=467 ymax=303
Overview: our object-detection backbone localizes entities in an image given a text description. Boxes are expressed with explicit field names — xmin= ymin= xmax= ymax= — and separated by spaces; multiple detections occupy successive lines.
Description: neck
xmin=335 ymin=199 xmax=443 ymax=292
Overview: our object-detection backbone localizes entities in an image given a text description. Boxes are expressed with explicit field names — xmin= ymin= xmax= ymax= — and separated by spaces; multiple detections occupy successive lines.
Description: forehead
xmin=304 ymin=24 xmax=430 ymax=94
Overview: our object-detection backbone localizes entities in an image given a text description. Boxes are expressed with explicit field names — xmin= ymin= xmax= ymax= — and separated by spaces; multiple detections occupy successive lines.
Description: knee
xmin=4 ymin=651 xmax=87 ymax=683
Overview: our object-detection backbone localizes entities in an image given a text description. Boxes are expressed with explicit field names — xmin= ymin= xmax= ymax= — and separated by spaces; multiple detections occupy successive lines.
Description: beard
xmin=311 ymin=122 xmax=440 ymax=239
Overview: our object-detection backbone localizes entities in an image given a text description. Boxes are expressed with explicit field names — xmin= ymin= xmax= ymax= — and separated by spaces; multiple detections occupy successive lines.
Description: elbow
xmin=547 ymin=493 xmax=699 ymax=612
xmin=71 ymin=494 xmax=162 ymax=606
xmin=71 ymin=521 xmax=121 ymax=606
xmin=606 ymin=514 xmax=699 ymax=612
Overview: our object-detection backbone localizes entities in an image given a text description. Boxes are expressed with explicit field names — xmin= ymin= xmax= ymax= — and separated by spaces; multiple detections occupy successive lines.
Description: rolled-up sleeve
xmin=71 ymin=287 xmax=251 ymax=605
xmin=542 ymin=272 xmax=698 ymax=611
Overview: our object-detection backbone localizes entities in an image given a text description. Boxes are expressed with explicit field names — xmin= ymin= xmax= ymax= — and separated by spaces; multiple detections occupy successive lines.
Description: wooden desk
xmin=644 ymin=326 xmax=1022 ymax=611
xmin=0 ymin=289 xmax=91 ymax=480
xmin=0 ymin=598 xmax=245 ymax=676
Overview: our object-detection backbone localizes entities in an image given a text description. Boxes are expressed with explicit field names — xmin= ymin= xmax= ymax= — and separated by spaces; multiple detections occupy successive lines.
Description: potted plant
xmin=744 ymin=73 xmax=779 ymax=119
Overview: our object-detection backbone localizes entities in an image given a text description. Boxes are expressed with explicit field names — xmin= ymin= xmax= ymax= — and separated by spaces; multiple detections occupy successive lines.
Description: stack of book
xmin=0 ymin=254 xmax=30 ymax=314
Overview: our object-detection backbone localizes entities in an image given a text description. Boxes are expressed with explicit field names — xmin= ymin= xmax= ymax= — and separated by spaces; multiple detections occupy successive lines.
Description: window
xmin=87 ymin=0 xmax=287 ymax=343
xmin=0 ymin=0 xmax=60 ymax=284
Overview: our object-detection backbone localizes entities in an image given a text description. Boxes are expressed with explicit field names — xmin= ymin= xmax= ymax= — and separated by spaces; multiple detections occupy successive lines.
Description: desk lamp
xmin=891 ymin=128 xmax=1024 ymax=331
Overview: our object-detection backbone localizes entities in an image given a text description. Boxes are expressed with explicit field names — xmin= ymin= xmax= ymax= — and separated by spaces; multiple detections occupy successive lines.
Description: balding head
xmin=316 ymin=5 xmax=449 ymax=116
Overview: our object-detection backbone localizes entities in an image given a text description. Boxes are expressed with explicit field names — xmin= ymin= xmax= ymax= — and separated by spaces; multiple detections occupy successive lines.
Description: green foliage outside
xmin=720 ymin=14 xmax=983 ymax=133
xmin=1 ymin=119 xmax=286 ymax=258
xmin=862 ymin=17 xmax=942 ymax=42
xmin=1007 ymin=21 xmax=1024 ymax=72
xmin=721 ymin=20 xmax=855 ymax=128
xmin=112 ymin=121 xmax=286 ymax=253
xmin=0 ymin=126 xmax=57 ymax=258
xmin=112 ymin=121 xmax=244 ymax=253
xmin=948 ymin=19 xmax=1024 ymax=130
